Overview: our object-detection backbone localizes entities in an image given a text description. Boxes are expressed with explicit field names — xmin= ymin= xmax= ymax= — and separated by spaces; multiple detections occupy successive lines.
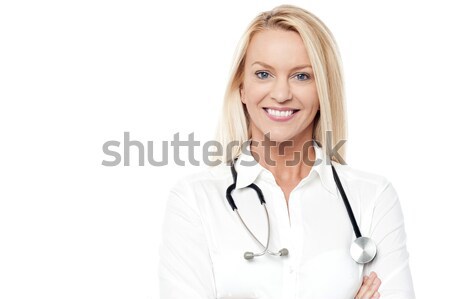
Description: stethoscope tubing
xmin=225 ymin=156 xmax=377 ymax=264
xmin=235 ymin=204 xmax=274 ymax=257
xmin=331 ymin=163 xmax=362 ymax=238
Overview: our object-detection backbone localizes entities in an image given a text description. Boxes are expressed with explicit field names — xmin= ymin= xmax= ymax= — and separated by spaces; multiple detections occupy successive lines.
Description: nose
xmin=270 ymin=78 xmax=292 ymax=103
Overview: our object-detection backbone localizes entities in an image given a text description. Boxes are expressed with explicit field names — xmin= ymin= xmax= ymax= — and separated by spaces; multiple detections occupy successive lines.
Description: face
xmin=240 ymin=29 xmax=320 ymax=144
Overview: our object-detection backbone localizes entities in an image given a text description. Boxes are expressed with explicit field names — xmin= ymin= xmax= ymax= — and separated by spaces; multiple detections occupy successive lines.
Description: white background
xmin=1 ymin=0 xmax=449 ymax=298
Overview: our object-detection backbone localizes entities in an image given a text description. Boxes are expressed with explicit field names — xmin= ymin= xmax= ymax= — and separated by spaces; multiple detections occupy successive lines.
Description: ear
xmin=239 ymin=86 xmax=246 ymax=104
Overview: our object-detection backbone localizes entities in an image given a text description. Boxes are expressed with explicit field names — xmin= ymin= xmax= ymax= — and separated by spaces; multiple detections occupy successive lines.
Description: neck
xmin=250 ymin=135 xmax=316 ymax=182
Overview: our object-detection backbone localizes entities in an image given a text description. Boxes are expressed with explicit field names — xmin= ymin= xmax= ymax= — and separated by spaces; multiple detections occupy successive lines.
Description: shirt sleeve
xmin=158 ymin=178 xmax=216 ymax=299
xmin=363 ymin=180 xmax=416 ymax=299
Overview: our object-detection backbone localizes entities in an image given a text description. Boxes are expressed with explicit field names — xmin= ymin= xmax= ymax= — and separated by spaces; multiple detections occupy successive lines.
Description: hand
xmin=354 ymin=271 xmax=382 ymax=299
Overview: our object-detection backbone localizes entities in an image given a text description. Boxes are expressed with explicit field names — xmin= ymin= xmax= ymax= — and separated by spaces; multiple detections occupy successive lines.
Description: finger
xmin=371 ymin=291 xmax=380 ymax=299
xmin=355 ymin=275 xmax=372 ymax=299
xmin=355 ymin=272 xmax=378 ymax=299
xmin=355 ymin=275 xmax=369 ymax=299
xmin=365 ymin=277 xmax=381 ymax=298
xmin=368 ymin=277 xmax=381 ymax=298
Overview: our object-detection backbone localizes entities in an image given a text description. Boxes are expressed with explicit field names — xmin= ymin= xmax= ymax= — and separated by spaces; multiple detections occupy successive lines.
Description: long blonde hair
xmin=215 ymin=4 xmax=348 ymax=165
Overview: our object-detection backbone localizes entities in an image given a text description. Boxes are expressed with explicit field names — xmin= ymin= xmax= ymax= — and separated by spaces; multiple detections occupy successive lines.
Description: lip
xmin=263 ymin=107 xmax=300 ymax=122
xmin=263 ymin=106 xmax=300 ymax=111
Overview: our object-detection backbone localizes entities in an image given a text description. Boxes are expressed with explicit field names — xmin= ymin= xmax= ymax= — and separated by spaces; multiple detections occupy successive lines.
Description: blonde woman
xmin=159 ymin=4 xmax=415 ymax=299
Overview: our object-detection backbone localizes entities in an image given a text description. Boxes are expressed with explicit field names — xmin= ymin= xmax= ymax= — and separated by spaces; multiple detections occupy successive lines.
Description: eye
xmin=255 ymin=71 xmax=271 ymax=80
xmin=294 ymin=73 xmax=310 ymax=81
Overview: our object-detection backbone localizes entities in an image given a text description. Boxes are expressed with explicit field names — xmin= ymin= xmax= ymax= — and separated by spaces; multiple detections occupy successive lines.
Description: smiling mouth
xmin=263 ymin=108 xmax=300 ymax=118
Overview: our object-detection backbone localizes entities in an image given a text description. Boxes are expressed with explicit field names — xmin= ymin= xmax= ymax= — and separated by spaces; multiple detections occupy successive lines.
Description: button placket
xmin=281 ymin=185 xmax=300 ymax=299
xmin=262 ymin=179 xmax=294 ymax=299
xmin=288 ymin=187 xmax=306 ymax=299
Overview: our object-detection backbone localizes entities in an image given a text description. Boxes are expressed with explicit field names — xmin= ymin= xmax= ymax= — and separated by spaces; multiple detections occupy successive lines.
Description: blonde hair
xmin=214 ymin=4 xmax=348 ymax=165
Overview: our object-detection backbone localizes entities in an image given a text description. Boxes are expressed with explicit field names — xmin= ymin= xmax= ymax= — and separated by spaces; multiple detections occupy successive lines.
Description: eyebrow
xmin=251 ymin=61 xmax=312 ymax=71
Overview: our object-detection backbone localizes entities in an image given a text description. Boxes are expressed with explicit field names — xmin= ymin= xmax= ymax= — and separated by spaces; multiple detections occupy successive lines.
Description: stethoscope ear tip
xmin=244 ymin=252 xmax=255 ymax=260
xmin=279 ymin=248 xmax=289 ymax=256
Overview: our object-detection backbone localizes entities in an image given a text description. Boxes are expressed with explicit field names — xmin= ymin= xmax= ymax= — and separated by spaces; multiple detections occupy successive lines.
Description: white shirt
xmin=158 ymin=141 xmax=416 ymax=299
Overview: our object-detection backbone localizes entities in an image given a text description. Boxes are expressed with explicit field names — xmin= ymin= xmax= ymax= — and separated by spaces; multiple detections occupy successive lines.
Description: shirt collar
xmin=234 ymin=140 xmax=338 ymax=198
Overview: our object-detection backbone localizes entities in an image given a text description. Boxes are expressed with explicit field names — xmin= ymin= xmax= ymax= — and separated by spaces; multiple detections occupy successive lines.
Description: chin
xmin=256 ymin=130 xmax=297 ymax=144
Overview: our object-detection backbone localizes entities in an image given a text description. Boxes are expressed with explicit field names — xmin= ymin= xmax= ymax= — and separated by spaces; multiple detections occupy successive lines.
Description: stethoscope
xmin=225 ymin=157 xmax=377 ymax=264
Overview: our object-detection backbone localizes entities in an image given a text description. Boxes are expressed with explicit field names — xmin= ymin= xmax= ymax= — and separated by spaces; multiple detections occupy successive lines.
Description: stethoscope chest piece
xmin=350 ymin=236 xmax=377 ymax=264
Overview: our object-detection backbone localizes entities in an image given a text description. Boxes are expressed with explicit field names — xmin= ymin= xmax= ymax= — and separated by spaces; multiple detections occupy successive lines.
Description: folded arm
xmin=158 ymin=180 xmax=216 ymax=299
xmin=363 ymin=180 xmax=416 ymax=299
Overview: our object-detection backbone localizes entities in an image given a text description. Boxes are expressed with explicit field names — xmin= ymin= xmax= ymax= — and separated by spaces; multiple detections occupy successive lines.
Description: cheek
xmin=244 ymin=82 xmax=270 ymax=105
xmin=292 ymin=84 xmax=320 ymax=108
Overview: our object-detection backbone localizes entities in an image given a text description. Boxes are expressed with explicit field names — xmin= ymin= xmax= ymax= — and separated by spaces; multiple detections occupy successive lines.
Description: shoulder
xmin=331 ymin=162 xmax=403 ymax=229
xmin=332 ymin=161 xmax=389 ymax=184
xmin=167 ymin=163 xmax=232 ymax=208
xmin=170 ymin=164 xmax=231 ymax=192
xmin=331 ymin=161 xmax=394 ymax=201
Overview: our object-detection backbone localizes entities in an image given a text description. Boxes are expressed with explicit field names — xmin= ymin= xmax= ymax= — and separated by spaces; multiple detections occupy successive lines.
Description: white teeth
xmin=266 ymin=109 xmax=294 ymax=117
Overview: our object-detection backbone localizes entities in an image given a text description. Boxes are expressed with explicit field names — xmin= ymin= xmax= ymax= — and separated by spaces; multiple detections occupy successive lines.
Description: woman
xmin=159 ymin=4 xmax=415 ymax=299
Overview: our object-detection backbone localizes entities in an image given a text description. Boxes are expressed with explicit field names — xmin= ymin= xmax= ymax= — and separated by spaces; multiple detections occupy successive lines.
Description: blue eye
xmin=255 ymin=71 xmax=270 ymax=80
xmin=294 ymin=73 xmax=310 ymax=81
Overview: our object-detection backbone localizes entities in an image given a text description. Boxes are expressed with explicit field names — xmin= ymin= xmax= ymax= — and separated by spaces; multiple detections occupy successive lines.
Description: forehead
xmin=245 ymin=29 xmax=311 ymax=67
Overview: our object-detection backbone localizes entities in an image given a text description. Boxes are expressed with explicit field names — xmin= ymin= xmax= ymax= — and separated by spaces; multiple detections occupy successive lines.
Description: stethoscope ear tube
xmin=226 ymin=183 xmax=238 ymax=211
xmin=226 ymin=158 xmax=239 ymax=210
xmin=248 ymin=183 xmax=266 ymax=205
xmin=331 ymin=163 xmax=362 ymax=238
